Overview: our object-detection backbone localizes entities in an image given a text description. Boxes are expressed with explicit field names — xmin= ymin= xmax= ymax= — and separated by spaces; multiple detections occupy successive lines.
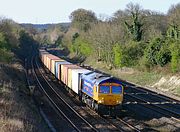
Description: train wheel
xmin=94 ymin=102 xmax=98 ymax=112
xmin=91 ymin=100 xmax=95 ymax=109
xmin=82 ymin=94 xmax=85 ymax=103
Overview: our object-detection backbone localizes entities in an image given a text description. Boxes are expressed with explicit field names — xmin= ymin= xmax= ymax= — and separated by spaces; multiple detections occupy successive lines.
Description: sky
xmin=0 ymin=0 xmax=179 ymax=24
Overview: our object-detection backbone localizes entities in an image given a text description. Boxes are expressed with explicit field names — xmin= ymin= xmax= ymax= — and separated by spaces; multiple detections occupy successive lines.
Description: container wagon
xmin=39 ymin=49 xmax=124 ymax=115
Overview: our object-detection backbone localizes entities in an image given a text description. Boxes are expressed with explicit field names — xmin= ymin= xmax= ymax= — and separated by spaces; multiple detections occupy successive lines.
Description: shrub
xmin=0 ymin=48 xmax=13 ymax=63
xmin=113 ymin=43 xmax=123 ymax=68
xmin=123 ymin=41 xmax=146 ymax=66
xmin=170 ymin=41 xmax=180 ymax=73
xmin=144 ymin=38 xmax=162 ymax=66
xmin=143 ymin=38 xmax=171 ymax=67
xmin=72 ymin=37 xmax=92 ymax=57
xmin=155 ymin=45 xmax=171 ymax=67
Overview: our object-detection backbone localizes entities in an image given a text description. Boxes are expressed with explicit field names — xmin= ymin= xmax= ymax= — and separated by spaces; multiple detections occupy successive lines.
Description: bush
xmin=71 ymin=37 xmax=92 ymax=57
xmin=0 ymin=48 xmax=13 ymax=63
xmin=113 ymin=43 xmax=123 ymax=68
xmin=123 ymin=41 xmax=146 ymax=66
xmin=143 ymin=38 xmax=171 ymax=67
xmin=144 ymin=38 xmax=162 ymax=66
xmin=0 ymin=32 xmax=7 ymax=49
xmin=155 ymin=45 xmax=171 ymax=67
xmin=138 ymin=56 xmax=152 ymax=71
xmin=170 ymin=41 xmax=180 ymax=73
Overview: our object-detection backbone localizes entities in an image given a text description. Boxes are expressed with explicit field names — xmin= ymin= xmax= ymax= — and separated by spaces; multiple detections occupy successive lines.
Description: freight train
xmin=39 ymin=49 xmax=124 ymax=115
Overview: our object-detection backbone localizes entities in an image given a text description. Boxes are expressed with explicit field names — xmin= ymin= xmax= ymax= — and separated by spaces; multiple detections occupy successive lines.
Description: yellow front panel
xmin=94 ymin=83 xmax=124 ymax=106
xmin=97 ymin=94 xmax=123 ymax=105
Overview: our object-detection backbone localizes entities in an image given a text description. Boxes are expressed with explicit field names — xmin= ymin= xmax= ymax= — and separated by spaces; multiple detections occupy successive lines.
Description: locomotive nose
xmin=104 ymin=95 xmax=116 ymax=105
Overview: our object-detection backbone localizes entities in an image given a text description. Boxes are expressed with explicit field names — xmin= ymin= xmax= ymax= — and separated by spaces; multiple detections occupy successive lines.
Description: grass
xmin=84 ymin=57 xmax=163 ymax=86
xmin=83 ymin=56 xmax=180 ymax=97
xmin=114 ymin=71 xmax=163 ymax=86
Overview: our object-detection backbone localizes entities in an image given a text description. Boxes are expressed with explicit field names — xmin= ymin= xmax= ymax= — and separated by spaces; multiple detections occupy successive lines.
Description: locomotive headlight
xmin=116 ymin=100 xmax=120 ymax=103
xmin=98 ymin=97 xmax=104 ymax=103
xmin=116 ymin=99 xmax=121 ymax=104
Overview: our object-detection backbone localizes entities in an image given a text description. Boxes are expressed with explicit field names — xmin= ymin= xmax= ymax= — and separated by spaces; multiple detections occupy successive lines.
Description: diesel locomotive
xmin=39 ymin=49 xmax=124 ymax=115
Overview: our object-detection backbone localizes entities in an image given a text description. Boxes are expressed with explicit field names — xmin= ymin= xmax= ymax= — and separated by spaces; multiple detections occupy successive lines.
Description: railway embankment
xmin=0 ymin=58 xmax=49 ymax=132
xmin=85 ymin=58 xmax=180 ymax=99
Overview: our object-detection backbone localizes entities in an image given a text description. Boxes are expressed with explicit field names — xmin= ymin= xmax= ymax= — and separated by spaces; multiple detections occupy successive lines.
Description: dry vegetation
xmin=0 ymin=60 xmax=49 ymax=132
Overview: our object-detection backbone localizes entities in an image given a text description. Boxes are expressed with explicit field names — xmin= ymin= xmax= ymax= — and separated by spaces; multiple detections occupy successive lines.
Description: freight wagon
xmin=55 ymin=61 xmax=71 ymax=80
xmin=68 ymin=68 xmax=91 ymax=94
xmin=39 ymin=49 xmax=124 ymax=115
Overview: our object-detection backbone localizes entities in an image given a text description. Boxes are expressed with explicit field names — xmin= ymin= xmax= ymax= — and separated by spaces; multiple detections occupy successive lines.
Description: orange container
xmin=40 ymin=52 xmax=49 ymax=62
xmin=44 ymin=54 xmax=52 ymax=68
xmin=46 ymin=54 xmax=53 ymax=69
xmin=46 ymin=54 xmax=57 ymax=70
xmin=39 ymin=50 xmax=47 ymax=61
xmin=57 ymin=62 xmax=71 ymax=80
xmin=61 ymin=64 xmax=81 ymax=85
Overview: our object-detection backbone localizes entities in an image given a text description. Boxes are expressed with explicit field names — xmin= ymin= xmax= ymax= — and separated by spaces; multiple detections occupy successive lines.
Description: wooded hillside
xmin=55 ymin=3 xmax=180 ymax=73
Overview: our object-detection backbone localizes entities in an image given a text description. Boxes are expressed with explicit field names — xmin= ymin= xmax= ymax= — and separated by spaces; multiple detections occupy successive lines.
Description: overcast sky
xmin=0 ymin=0 xmax=179 ymax=24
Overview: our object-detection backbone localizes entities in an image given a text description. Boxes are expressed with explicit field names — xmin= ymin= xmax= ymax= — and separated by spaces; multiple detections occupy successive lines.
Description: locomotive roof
xmin=81 ymin=71 xmax=121 ymax=85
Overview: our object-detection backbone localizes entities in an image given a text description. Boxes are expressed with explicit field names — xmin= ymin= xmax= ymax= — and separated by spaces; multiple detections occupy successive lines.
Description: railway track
xmin=32 ymin=56 xmax=99 ymax=132
xmin=105 ymin=117 xmax=141 ymax=132
xmin=37 ymin=57 xmax=143 ymax=132
xmin=125 ymin=93 xmax=180 ymax=120
xmin=84 ymin=65 xmax=180 ymax=121
xmin=125 ymin=84 xmax=180 ymax=103
xmin=123 ymin=83 xmax=180 ymax=120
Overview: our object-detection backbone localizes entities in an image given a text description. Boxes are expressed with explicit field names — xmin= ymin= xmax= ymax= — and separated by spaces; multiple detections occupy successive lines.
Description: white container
xmin=71 ymin=69 xmax=91 ymax=94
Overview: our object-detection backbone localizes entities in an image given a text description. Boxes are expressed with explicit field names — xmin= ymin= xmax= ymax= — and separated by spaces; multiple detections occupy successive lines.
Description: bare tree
xmin=87 ymin=22 xmax=122 ymax=64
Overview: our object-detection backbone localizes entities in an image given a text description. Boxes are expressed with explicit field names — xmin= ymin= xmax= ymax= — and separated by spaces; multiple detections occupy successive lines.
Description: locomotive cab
xmin=81 ymin=72 xmax=124 ymax=115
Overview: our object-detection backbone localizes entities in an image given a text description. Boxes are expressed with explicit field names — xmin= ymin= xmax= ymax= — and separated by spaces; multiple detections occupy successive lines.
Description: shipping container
xmin=61 ymin=65 xmax=81 ymax=85
xmin=39 ymin=49 xmax=46 ymax=58
xmin=51 ymin=58 xmax=64 ymax=75
xmin=46 ymin=54 xmax=51 ymax=69
xmin=48 ymin=55 xmax=61 ymax=73
xmin=46 ymin=54 xmax=57 ymax=70
xmin=40 ymin=51 xmax=49 ymax=63
xmin=46 ymin=54 xmax=52 ymax=69
xmin=67 ymin=67 xmax=86 ymax=89
xmin=44 ymin=54 xmax=52 ymax=68
xmin=69 ymin=69 xmax=91 ymax=94
xmin=55 ymin=61 xmax=71 ymax=80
